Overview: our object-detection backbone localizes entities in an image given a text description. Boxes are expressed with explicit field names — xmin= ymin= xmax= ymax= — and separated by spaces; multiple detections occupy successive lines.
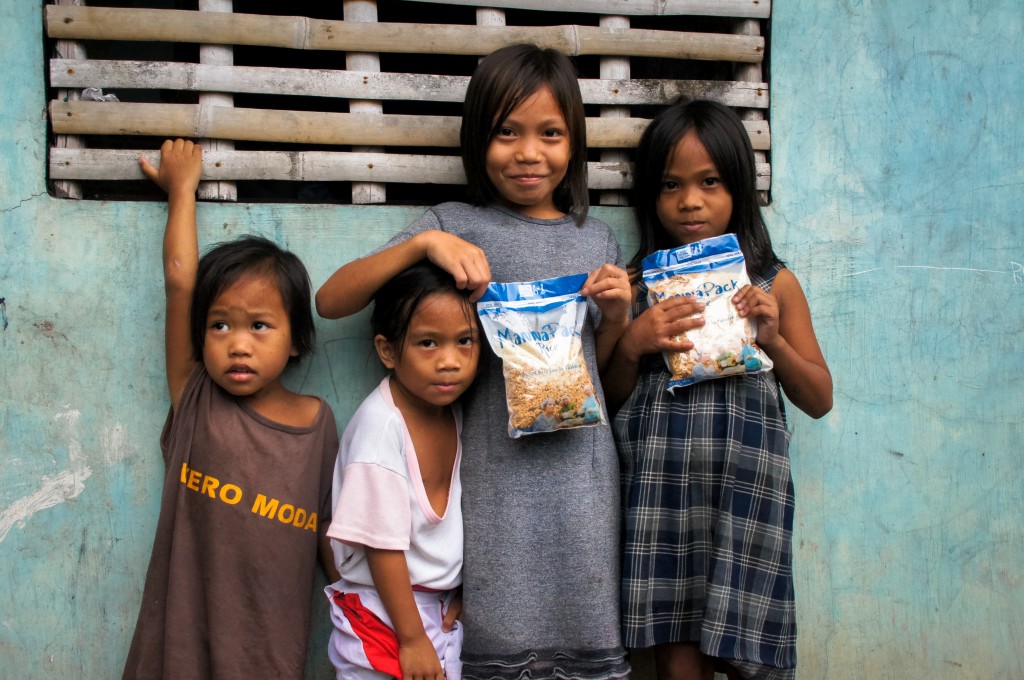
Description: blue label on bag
xmin=478 ymin=273 xmax=587 ymax=304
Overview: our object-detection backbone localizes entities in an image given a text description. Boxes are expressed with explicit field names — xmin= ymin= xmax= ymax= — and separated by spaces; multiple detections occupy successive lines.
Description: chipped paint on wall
xmin=0 ymin=410 xmax=91 ymax=543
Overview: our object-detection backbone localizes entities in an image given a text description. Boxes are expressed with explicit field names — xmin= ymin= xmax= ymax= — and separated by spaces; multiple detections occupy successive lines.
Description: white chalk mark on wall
xmin=0 ymin=410 xmax=92 ymax=543
xmin=846 ymin=263 xmax=1019 ymax=278
xmin=894 ymin=265 xmax=1006 ymax=274
xmin=101 ymin=422 xmax=130 ymax=465
xmin=845 ymin=267 xmax=882 ymax=277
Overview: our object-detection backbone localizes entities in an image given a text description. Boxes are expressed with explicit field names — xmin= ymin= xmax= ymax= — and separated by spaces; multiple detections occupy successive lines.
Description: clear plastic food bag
xmin=642 ymin=234 xmax=773 ymax=393
xmin=477 ymin=274 xmax=606 ymax=438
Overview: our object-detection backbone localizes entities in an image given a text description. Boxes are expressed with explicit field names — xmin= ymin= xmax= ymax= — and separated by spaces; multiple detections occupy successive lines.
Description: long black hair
xmin=629 ymin=99 xmax=781 ymax=275
xmin=460 ymin=43 xmax=589 ymax=225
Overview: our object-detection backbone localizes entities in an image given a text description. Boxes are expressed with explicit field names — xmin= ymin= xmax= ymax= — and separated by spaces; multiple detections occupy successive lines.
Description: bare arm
xmin=581 ymin=264 xmax=631 ymax=373
xmin=319 ymin=526 xmax=341 ymax=585
xmin=139 ymin=140 xmax=203 ymax=413
xmin=315 ymin=230 xmax=491 ymax=319
xmin=365 ymin=547 xmax=444 ymax=680
xmin=732 ymin=269 xmax=833 ymax=418
xmin=602 ymin=292 xmax=705 ymax=415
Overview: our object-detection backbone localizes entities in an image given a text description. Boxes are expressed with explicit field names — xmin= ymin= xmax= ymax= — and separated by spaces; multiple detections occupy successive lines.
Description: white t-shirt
xmin=327 ymin=377 xmax=463 ymax=591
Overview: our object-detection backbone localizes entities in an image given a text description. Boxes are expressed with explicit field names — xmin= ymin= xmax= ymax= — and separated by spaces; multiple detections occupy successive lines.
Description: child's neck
xmin=242 ymin=383 xmax=319 ymax=427
xmin=498 ymin=198 xmax=566 ymax=221
xmin=388 ymin=378 xmax=450 ymax=422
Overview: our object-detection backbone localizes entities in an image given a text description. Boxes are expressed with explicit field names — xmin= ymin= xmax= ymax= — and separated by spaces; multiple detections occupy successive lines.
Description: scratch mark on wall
xmin=0 ymin=410 xmax=92 ymax=543
xmin=0 ymin=297 xmax=7 ymax=331
xmin=101 ymin=422 xmax=130 ymax=465
xmin=894 ymin=265 xmax=1005 ymax=274
xmin=846 ymin=264 xmax=1016 ymax=278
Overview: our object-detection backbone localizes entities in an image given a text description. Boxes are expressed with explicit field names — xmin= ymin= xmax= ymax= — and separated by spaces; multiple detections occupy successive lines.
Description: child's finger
xmin=138 ymin=156 xmax=158 ymax=182
xmin=426 ymin=234 xmax=491 ymax=298
xmin=656 ymin=296 xmax=705 ymax=318
xmin=467 ymin=280 xmax=489 ymax=302
xmin=581 ymin=264 xmax=627 ymax=296
xmin=732 ymin=284 xmax=764 ymax=308
xmin=735 ymin=288 xmax=776 ymax=320
xmin=461 ymin=260 xmax=492 ymax=301
xmin=732 ymin=288 xmax=760 ymax=315
xmin=590 ymin=272 xmax=629 ymax=290
xmin=441 ymin=592 xmax=462 ymax=632
xmin=588 ymin=281 xmax=631 ymax=300
xmin=661 ymin=318 xmax=703 ymax=346
xmin=661 ymin=338 xmax=695 ymax=353
xmin=676 ymin=315 xmax=706 ymax=331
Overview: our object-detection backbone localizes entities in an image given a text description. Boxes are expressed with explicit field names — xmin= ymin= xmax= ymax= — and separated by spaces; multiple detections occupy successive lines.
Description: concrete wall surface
xmin=1 ymin=1 xmax=1021 ymax=678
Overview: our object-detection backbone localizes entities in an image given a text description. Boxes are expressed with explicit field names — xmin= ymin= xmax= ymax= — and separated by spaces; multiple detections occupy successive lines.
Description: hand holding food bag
xmin=477 ymin=274 xmax=606 ymax=438
xmin=642 ymin=234 xmax=773 ymax=393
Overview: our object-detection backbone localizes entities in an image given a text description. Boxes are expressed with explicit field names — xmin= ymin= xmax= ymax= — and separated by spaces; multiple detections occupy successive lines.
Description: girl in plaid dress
xmin=604 ymin=100 xmax=833 ymax=680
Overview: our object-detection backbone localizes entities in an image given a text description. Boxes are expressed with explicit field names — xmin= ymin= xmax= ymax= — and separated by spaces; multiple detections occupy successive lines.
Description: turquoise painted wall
xmin=1 ymin=1 xmax=1021 ymax=678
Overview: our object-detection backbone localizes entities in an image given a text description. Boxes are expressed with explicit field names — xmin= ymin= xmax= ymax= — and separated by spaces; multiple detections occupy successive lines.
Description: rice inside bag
xmin=642 ymin=233 xmax=773 ymax=392
xmin=476 ymin=274 xmax=606 ymax=438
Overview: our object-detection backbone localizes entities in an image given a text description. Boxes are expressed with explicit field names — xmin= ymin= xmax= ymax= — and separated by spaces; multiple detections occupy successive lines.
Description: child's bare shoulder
xmin=262 ymin=392 xmax=325 ymax=428
xmin=771 ymin=267 xmax=815 ymax=321
xmin=291 ymin=393 xmax=326 ymax=428
xmin=768 ymin=266 xmax=798 ymax=294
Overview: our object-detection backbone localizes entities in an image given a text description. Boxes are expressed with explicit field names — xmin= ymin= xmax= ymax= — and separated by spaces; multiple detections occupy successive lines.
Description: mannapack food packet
xmin=642 ymin=233 xmax=773 ymax=393
xmin=476 ymin=274 xmax=606 ymax=438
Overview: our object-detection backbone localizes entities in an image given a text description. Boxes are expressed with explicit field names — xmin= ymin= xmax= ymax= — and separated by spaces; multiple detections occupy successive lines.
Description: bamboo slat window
xmin=45 ymin=0 xmax=771 ymax=204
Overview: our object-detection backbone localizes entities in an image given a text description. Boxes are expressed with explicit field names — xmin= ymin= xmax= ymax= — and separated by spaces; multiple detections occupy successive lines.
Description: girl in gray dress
xmin=317 ymin=45 xmax=631 ymax=679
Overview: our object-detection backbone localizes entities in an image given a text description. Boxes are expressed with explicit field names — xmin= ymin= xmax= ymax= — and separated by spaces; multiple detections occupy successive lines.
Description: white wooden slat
xmin=51 ymin=60 xmax=768 ymax=109
xmin=50 ymin=100 xmax=463 ymax=147
xmin=408 ymin=0 xmax=770 ymax=19
xmin=44 ymin=2 xmax=773 ymax=201
xmin=585 ymin=77 xmax=768 ymax=108
xmin=476 ymin=7 xmax=506 ymax=27
xmin=51 ymin=60 xmax=468 ymax=102
xmin=49 ymin=100 xmax=770 ymax=150
xmin=52 ymin=0 xmax=86 ymax=200
xmin=50 ymin=147 xmax=771 ymax=191
xmin=50 ymin=148 xmax=464 ymax=184
xmin=344 ymin=0 xmax=386 ymax=204
xmin=733 ymin=18 xmax=770 ymax=198
xmin=599 ymin=15 xmax=630 ymax=207
xmin=46 ymin=6 xmax=765 ymax=63
xmin=197 ymin=0 xmax=236 ymax=201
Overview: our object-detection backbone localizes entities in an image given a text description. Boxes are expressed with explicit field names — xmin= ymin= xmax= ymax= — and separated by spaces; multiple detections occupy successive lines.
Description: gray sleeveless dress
xmin=380 ymin=202 xmax=629 ymax=680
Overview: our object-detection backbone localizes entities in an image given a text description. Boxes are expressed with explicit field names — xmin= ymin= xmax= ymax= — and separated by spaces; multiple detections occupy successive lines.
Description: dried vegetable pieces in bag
xmin=477 ymin=274 xmax=606 ymax=438
xmin=642 ymin=233 xmax=773 ymax=393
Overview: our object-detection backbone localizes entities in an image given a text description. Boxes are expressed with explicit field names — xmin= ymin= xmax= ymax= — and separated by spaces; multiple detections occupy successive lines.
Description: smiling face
xmin=202 ymin=274 xmax=297 ymax=404
xmin=656 ymin=129 xmax=734 ymax=247
xmin=485 ymin=86 xmax=571 ymax=219
xmin=375 ymin=291 xmax=480 ymax=416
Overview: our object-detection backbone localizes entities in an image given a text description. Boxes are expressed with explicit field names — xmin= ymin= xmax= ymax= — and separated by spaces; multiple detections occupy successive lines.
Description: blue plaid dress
xmin=613 ymin=264 xmax=796 ymax=680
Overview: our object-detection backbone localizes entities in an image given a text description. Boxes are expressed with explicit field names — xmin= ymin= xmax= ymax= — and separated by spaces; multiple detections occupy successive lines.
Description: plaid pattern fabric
xmin=613 ymin=265 xmax=797 ymax=678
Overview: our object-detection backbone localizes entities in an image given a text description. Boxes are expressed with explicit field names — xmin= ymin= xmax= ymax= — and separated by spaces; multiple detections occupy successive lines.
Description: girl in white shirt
xmin=326 ymin=262 xmax=480 ymax=680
